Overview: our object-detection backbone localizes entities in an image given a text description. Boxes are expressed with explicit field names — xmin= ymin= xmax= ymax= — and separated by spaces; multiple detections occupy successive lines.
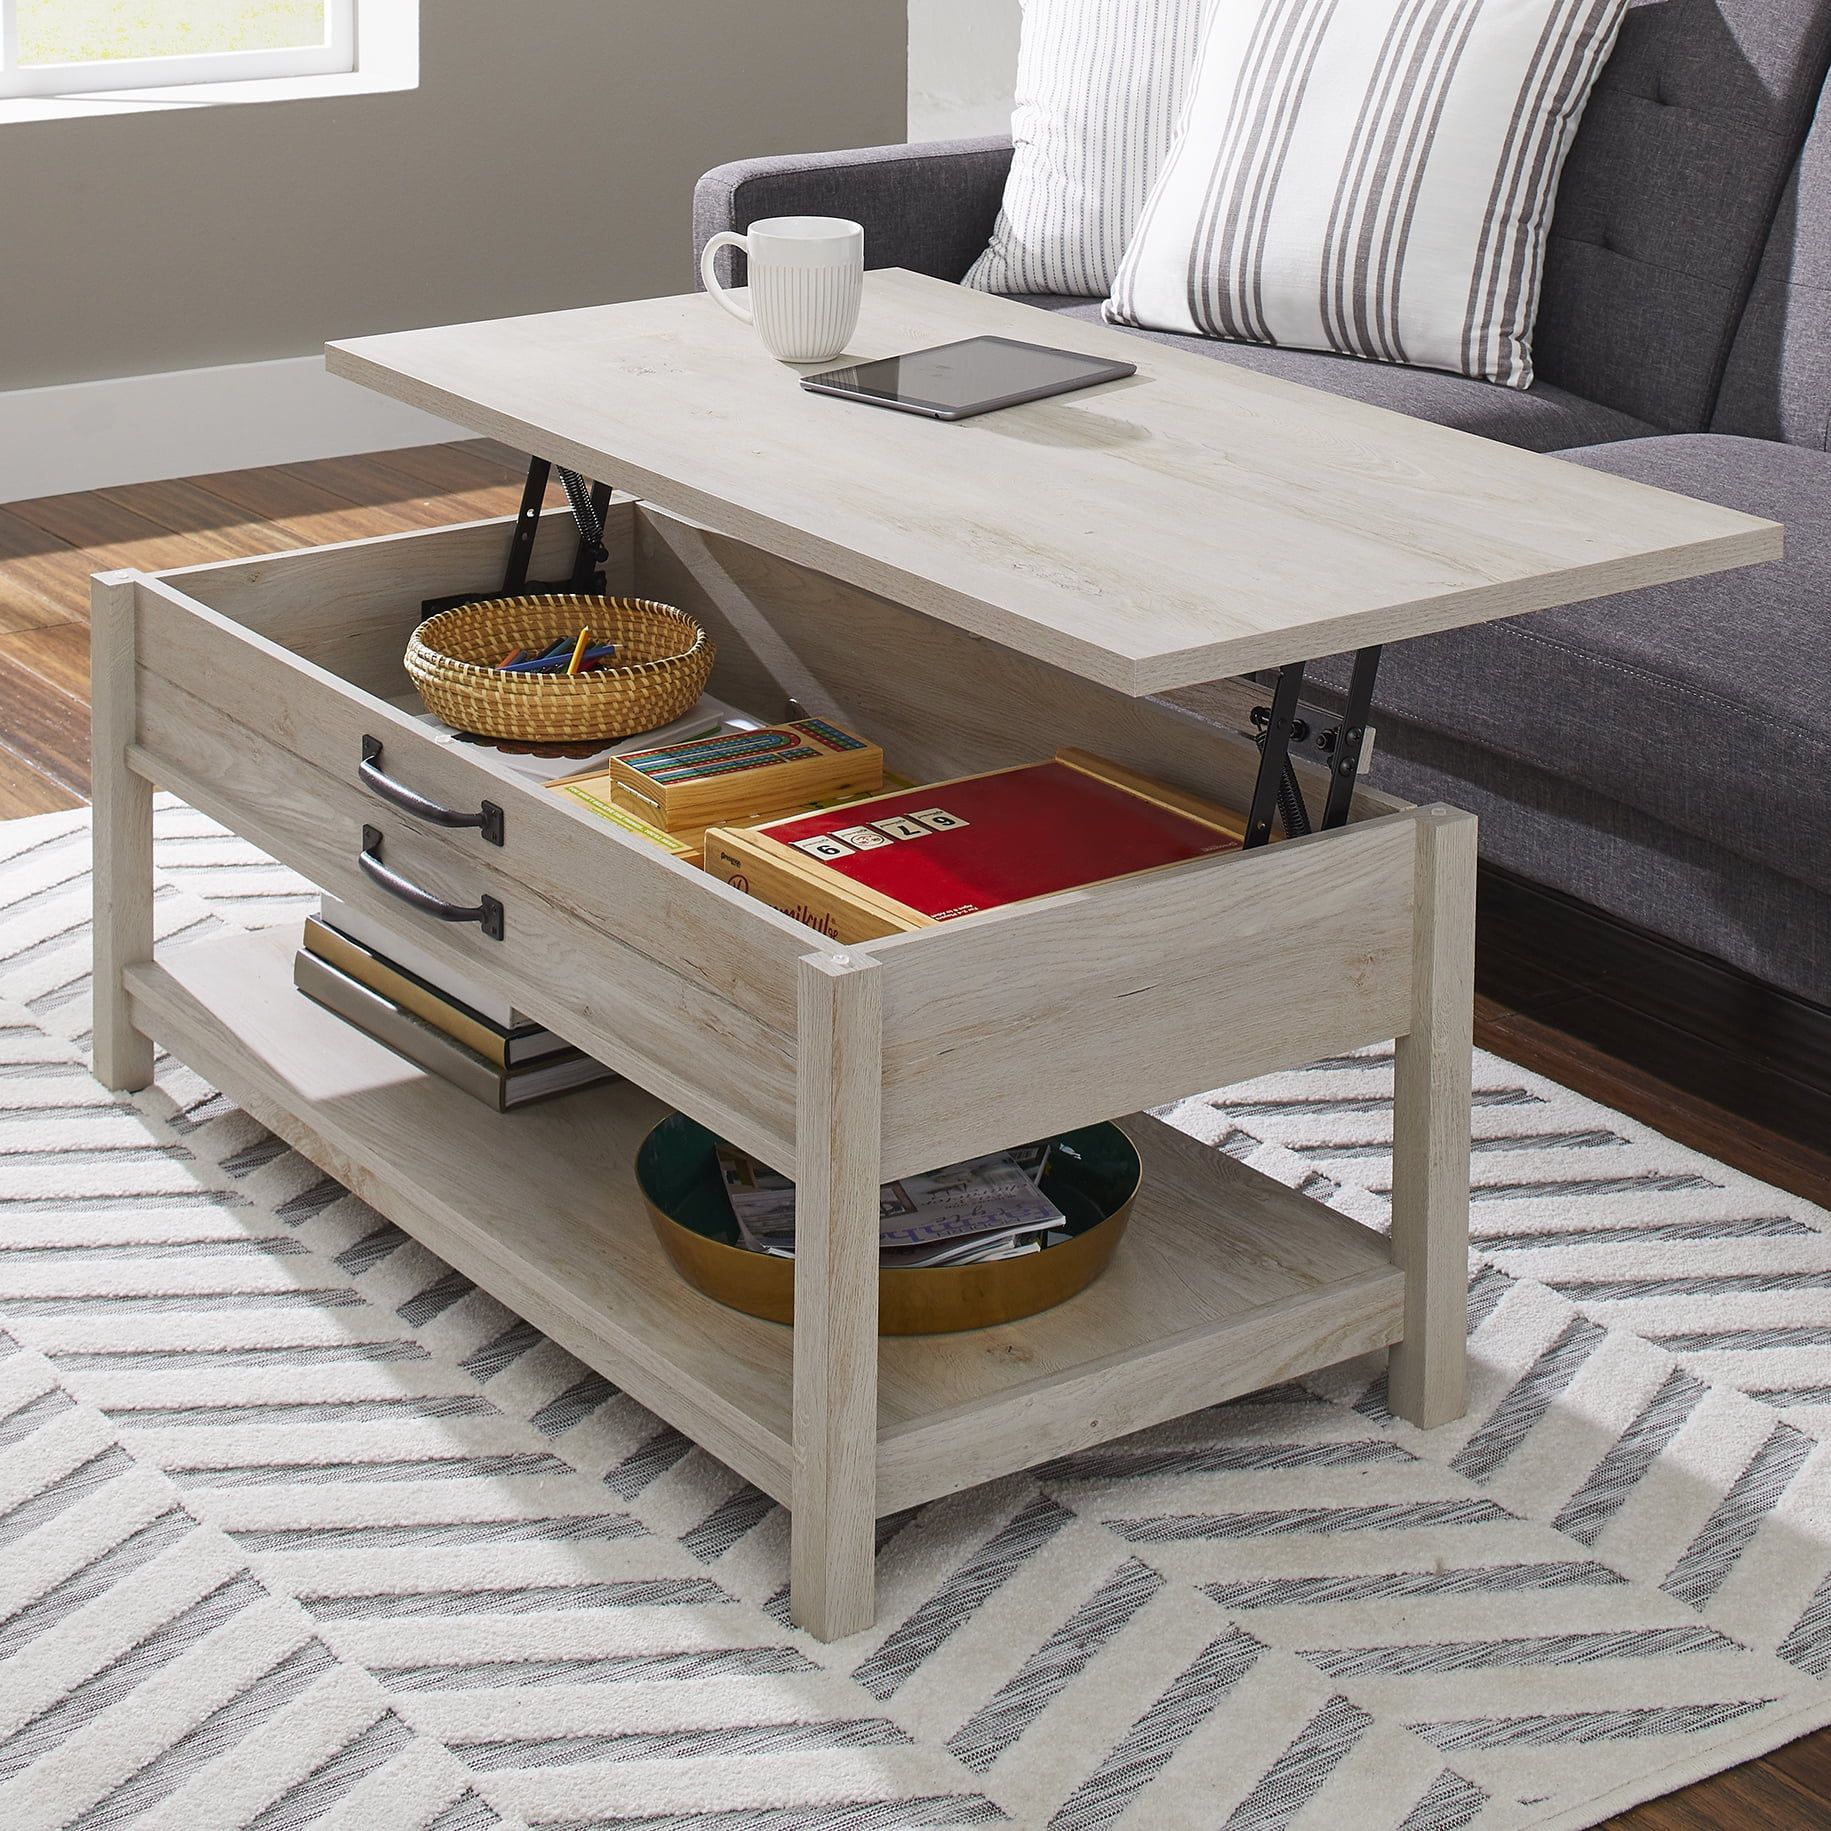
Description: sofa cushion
xmin=1007 ymin=294 xmax=1656 ymax=450
xmin=1714 ymin=56 xmax=1831 ymax=448
xmin=1328 ymin=719 xmax=1831 ymax=1008
xmin=1530 ymin=0 xmax=1831 ymax=432
xmin=962 ymin=0 xmax=1206 ymax=300
xmin=1304 ymin=435 xmax=1828 ymax=894
xmin=1104 ymin=0 xmax=1627 ymax=390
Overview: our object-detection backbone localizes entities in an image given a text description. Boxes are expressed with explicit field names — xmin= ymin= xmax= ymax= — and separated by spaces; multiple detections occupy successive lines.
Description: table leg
xmin=790 ymin=950 xmax=883 ymax=1640
xmin=90 ymin=573 xmax=155 ymax=1094
xmin=1387 ymin=805 xmax=1476 ymax=1427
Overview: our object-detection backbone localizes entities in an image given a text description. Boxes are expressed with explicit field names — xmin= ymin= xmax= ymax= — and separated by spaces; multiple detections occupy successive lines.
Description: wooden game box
xmin=584 ymin=716 xmax=883 ymax=836
xmin=704 ymin=750 xmax=1248 ymax=943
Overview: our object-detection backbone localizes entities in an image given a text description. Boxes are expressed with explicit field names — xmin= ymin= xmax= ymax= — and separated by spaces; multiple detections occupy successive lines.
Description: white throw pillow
xmin=1105 ymin=0 xmax=1627 ymax=388
xmin=964 ymin=0 xmax=1210 ymax=300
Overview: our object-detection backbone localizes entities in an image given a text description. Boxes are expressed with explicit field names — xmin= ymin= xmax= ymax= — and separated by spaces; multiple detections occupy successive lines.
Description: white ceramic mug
xmin=700 ymin=216 xmax=864 ymax=362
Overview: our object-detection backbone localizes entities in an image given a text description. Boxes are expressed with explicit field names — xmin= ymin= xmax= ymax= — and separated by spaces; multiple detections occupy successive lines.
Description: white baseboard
xmin=0 ymin=355 xmax=467 ymax=504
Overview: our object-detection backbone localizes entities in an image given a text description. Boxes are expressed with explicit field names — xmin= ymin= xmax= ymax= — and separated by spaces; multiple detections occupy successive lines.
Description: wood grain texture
xmin=463 ymin=436 xmax=544 ymax=475
xmin=7 ymin=487 xmax=249 ymax=574
xmin=282 ymin=452 xmax=525 ymax=532
xmin=329 ymin=270 xmax=1778 ymax=694
xmin=192 ymin=460 xmax=461 ymax=550
xmin=88 ymin=574 xmax=154 ymax=1091
xmin=146 ymin=504 xmax=601 ymax=695
xmin=633 ymin=505 xmax=1406 ymax=825
xmin=875 ymin=1111 xmax=1402 ymax=1511
xmin=791 ymin=951 xmax=883 ymax=1638
xmin=365 ymin=439 xmax=543 ymax=495
xmin=864 ymin=816 xmax=1418 ymax=1180
xmin=1762 ymin=1732 xmax=1831 ymax=1812
xmin=0 ymin=505 xmax=95 ymax=631
xmin=1387 ymin=805 xmax=1477 ymax=1427
xmin=2 ymin=621 xmax=91 ymax=701
xmin=0 ymin=632 xmax=90 ymax=797
xmin=130 ymin=669 xmax=802 ymax=1172
xmin=131 ymin=558 xmax=814 ymax=1024
xmin=1603 ymin=1752 xmax=1831 ymax=1829
xmin=0 ymin=741 xmax=80 ymax=818
xmin=96 ymin=478 xmax=306 ymax=560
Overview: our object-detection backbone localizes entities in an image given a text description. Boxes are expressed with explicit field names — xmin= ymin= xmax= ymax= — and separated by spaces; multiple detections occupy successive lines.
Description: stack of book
xmin=295 ymin=896 xmax=616 ymax=1110
xmin=717 ymin=1141 xmax=1065 ymax=1267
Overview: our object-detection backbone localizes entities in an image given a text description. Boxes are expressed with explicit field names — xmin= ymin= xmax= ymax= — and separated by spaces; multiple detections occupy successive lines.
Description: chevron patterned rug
xmin=0 ymin=800 xmax=1826 ymax=1831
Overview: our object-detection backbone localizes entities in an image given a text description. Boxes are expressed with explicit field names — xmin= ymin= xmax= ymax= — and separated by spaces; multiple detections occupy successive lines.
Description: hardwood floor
xmin=1 ymin=443 xmax=1825 ymax=1828
xmin=0 ymin=438 xmax=558 ymax=815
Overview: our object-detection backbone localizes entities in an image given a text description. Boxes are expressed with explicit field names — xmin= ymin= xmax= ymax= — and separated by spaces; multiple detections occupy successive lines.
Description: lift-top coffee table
xmin=91 ymin=271 xmax=1776 ymax=1639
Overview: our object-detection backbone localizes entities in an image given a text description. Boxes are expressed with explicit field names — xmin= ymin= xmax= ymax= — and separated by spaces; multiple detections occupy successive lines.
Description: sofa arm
xmin=693 ymin=138 xmax=1014 ymax=290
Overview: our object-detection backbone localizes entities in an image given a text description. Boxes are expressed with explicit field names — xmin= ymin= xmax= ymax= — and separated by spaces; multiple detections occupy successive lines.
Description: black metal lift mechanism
xmin=423 ymin=456 xmax=616 ymax=614
xmin=429 ymin=456 xmax=1378 ymax=849
xmin=1242 ymin=645 xmax=1382 ymax=847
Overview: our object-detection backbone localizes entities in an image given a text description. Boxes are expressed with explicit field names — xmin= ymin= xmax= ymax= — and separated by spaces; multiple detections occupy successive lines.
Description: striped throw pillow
xmin=963 ymin=0 xmax=1210 ymax=300
xmin=1105 ymin=0 xmax=1627 ymax=389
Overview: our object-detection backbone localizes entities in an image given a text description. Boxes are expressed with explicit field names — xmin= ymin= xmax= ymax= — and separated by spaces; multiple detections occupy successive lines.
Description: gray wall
xmin=909 ymin=0 xmax=1019 ymax=140
xmin=2 ymin=0 xmax=907 ymax=388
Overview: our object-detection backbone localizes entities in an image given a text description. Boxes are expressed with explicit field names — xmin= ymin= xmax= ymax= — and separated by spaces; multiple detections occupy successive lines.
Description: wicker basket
xmin=406 ymin=594 xmax=715 ymax=743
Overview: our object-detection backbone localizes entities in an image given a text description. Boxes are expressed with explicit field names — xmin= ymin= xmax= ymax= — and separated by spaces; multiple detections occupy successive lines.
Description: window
xmin=0 ymin=0 xmax=355 ymax=100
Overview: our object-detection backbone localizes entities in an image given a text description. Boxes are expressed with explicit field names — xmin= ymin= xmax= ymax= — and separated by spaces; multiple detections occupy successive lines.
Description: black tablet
xmin=800 ymin=335 xmax=1137 ymax=421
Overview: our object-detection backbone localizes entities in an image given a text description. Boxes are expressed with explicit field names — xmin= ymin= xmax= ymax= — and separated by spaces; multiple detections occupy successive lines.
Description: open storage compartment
xmin=97 ymin=496 xmax=1471 ymax=1637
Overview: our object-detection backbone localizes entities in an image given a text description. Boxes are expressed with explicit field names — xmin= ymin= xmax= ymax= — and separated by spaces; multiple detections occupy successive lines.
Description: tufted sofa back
xmin=1713 ymin=82 xmax=1831 ymax=447
xmin=1531 ymin=0 xmax=1831 ymax=433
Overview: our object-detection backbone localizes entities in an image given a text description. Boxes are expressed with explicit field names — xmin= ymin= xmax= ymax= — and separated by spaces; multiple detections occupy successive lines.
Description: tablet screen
xmin=801 ymin=336 xmax=1135 ymax=419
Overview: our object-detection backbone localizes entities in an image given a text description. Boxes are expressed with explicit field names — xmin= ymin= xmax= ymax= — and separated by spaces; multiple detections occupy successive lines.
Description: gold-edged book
xmin=293 ymin=949 xmax=615 ymax=1111
xmin=303 ymin=918 xmax=568 ymax=1070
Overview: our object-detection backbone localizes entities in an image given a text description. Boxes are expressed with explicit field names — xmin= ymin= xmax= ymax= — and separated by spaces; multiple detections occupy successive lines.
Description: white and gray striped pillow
xmin=1104 ymin=0 xmax=1627 ymax=389
xmin=963 ymin=0 xmax=1210 ymax=300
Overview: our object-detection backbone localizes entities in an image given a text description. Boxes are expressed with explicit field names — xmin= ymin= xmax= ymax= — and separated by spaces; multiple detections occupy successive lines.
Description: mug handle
xmin=700 ymin=232 xmax=753 ymax=324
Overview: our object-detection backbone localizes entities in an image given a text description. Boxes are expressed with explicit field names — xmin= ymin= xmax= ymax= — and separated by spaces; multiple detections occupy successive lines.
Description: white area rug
xmin=0 ymin=800 xmax=1826 ymax=1831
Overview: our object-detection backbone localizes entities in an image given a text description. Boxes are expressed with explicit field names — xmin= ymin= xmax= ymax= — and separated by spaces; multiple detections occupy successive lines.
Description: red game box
xmin=704 ymin=750 xmax=1246 ymax=943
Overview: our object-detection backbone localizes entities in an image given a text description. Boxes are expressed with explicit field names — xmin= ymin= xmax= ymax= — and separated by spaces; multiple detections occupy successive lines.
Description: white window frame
xmin=0 ymin=0 xmax=355 ymax=101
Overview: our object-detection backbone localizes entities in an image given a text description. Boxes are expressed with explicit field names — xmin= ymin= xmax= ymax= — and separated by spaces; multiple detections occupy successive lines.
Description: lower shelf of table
xmin=124 ymin=926 xmax=1406 ymax=1515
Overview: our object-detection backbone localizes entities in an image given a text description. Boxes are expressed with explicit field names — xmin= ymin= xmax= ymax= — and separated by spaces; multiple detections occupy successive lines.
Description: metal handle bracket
xmin=359 ymin=826 xmax=505 ymax=941
xmin=360 ymin=737 xmax=504 ymax=845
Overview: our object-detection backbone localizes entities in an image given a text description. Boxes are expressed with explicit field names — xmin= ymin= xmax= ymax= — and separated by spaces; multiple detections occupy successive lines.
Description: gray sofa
xmin=694 ymin=0 xmax=1831 ymax=1013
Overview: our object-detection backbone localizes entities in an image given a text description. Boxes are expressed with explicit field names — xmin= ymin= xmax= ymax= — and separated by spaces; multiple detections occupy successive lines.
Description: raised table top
xmin=329 ymin=269 xmax=1779 ymax=697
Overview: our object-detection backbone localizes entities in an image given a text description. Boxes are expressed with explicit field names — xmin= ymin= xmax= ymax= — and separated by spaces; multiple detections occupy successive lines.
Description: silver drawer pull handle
xmin=360 ymin=736 xmax=504 ymax=845
xmin=359 ymin=826 xmax=504 ymax=941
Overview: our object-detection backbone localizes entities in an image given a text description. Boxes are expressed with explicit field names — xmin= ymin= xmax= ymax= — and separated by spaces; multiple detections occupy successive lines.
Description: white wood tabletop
xmin=328 ymin=270 xmax=1779 ymax=696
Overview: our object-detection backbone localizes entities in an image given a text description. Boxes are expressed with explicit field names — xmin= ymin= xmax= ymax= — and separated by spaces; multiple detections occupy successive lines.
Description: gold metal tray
xmin=635 ymin=1115 xmax=1140 ymax=1335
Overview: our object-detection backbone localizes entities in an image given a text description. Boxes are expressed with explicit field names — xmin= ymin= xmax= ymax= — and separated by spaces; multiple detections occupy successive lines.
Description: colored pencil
xmin=566 ymin=627 xmax=592 ymax=677
xmin=498 ymin=642 xmax=618 ymax=675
